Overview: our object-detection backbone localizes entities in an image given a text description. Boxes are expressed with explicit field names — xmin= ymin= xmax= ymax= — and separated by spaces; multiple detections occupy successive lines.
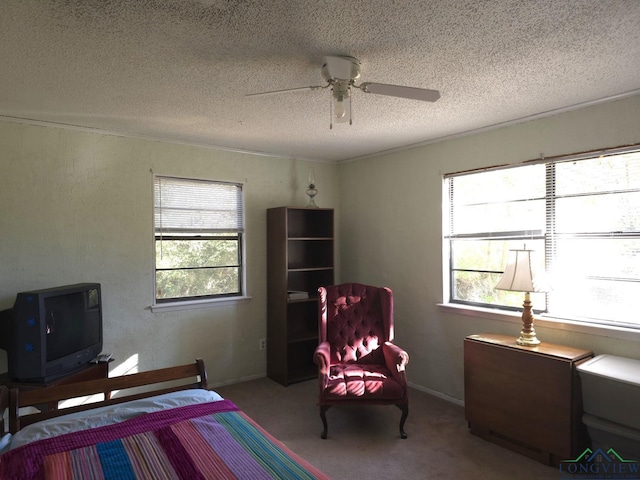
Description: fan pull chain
xmin=349 ymin=86 xmax=353 ymax=125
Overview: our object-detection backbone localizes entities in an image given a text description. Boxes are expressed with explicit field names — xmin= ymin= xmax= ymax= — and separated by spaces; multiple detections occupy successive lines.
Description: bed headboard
xmin=9 ymin=358 xmax=208 ymax=434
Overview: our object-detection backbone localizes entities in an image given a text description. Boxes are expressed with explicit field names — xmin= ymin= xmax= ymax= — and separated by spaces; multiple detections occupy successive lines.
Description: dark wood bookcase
xmin=267 ymin=207 xmax=334 ymax=386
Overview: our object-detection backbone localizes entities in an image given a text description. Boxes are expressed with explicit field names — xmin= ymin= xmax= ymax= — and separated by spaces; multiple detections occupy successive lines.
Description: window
xmin=444 ymin=145 xmax=640 ymax=329
xmin=154 ymin=176 xmax=244 ymax=304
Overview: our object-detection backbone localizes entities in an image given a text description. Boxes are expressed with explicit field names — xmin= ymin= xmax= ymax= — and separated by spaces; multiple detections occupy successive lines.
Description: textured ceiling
xmin=1 ymin=0 xmax=639 ymax=162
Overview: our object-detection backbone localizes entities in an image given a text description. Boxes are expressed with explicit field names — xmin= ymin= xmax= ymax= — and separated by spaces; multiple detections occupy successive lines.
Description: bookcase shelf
xmin=267 ymin=207 xmax=334 ymax=386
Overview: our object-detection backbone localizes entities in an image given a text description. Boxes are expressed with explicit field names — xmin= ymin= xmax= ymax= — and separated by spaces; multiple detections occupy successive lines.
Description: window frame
xmin=443 ymin=144 xmax=640 ymax=331
xmin=151 ymin=175 xmax=248 ymax=311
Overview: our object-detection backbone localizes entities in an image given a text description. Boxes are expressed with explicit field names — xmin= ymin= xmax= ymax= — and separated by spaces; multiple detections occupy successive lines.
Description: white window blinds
xmin=154 ymin=176 xmax=244 ymax=234
xmin=445 ymin=145 xmax=640 ymax=328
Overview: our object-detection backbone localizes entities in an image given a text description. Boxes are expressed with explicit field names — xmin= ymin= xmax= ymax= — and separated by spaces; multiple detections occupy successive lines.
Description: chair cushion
xmin=325 ymin=364 xmax=404 ymax=400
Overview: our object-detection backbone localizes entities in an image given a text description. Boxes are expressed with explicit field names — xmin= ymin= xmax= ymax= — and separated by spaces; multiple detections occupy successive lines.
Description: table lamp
xmin=495 ymin=247 xmax=546 ymax=346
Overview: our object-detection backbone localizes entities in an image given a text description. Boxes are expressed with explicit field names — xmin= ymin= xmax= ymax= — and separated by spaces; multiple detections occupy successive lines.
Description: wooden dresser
xmin=464 ymin=333 xmax=593 ymax=466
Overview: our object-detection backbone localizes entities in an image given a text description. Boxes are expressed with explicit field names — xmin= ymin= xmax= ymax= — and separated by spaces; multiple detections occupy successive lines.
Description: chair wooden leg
xmin=397 ymin=404 xmax=408 ymax=439
xmin=320 ymin=405 xmax=331 ymax=439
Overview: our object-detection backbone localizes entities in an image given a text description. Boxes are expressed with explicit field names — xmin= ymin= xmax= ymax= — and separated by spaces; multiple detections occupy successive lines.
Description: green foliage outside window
xmin=155 ymin=237 xmax=241 ymax=300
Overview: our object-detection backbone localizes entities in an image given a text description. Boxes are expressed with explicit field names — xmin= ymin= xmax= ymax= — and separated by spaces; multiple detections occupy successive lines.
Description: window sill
xmin=437 ymin=303 xmax=640 ymax=342
xmin=150 ymin=296 xmax=252 ymax=313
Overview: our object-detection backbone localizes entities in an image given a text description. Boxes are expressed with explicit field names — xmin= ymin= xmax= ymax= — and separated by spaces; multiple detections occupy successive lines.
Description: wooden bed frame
xmin=7 ymin=358 xmax=208 ymax=434
xmin=2 ymin=359 xmax=331 ymax=480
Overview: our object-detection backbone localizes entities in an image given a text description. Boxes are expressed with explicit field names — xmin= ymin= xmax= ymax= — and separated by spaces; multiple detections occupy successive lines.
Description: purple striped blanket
xmin=0 ymin=399 xmax=329 ymax=479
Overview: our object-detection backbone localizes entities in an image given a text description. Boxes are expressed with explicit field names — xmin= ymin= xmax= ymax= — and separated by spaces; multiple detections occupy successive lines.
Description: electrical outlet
xmin=259 ymin=338 xmax=266 ymax=351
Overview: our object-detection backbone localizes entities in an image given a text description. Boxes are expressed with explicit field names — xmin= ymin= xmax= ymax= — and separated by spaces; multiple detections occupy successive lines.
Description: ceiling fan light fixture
xmin=334 ymin=99 xmax=346 ymax=118
xmin=331 ymin=82 xmax=351 ymax=123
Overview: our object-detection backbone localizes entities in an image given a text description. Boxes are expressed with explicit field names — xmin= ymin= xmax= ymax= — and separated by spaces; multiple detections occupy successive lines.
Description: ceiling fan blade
xmin=359 ymin=82 xmax=441 ymax=102
xmin=246 ymin=85 xmax=326 ymax=97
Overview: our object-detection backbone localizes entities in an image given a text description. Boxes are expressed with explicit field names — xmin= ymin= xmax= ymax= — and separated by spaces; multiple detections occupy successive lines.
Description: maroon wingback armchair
xmin=313 ymin=283 xmax=410 ymax=439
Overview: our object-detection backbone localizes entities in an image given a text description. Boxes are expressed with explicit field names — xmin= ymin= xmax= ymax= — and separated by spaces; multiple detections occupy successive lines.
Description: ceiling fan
xmin=246 ymin=55 xmax=441 ymax=128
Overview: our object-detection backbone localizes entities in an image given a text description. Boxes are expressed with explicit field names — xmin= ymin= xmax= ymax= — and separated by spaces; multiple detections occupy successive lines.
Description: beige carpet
xmin=213 ymin=377 xmax=559 ymax=479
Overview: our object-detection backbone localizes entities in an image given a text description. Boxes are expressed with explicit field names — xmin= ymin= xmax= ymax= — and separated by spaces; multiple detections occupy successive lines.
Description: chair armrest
xmin=314 ymin=342 xmax=330 ymax=371
xmin=382 ymin=342 xmax=409 ymax=385
xmin=314 ymin=342 xmax=331 ymax=389
xmin=383 ymin=342 xmax=409 ymax=370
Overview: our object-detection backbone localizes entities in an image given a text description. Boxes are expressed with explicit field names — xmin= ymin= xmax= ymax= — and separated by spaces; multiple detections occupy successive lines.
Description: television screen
xmin=45 ymin=287 xmax=101 ymax=362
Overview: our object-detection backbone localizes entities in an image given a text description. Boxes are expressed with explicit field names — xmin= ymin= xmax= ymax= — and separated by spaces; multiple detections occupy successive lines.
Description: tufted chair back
xmin=320 ymin=283 xmax=393 ymax=365
xmin=314 ymin=283 xmax=410 ymax=439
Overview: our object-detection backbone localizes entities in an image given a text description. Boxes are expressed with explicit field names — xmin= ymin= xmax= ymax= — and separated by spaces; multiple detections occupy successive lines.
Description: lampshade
xmin=495 ymin=248 xmax=539 ymax=292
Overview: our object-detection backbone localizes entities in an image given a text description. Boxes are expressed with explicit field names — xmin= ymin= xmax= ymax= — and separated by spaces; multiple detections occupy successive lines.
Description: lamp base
xmin=516 ymin=331 xmax=541 ymax=346
xmin=516 ymin=292 xmax=541 ymax=346
xmin=306 ymin=185 xmax=318 ymax=208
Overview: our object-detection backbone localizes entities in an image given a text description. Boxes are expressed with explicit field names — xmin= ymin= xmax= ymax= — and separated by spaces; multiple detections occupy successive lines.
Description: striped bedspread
xmin=0 ymin=399 xmax=328 ymax=480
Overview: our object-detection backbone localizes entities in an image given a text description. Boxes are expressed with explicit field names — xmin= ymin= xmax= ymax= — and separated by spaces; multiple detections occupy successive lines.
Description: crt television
xmin=0 ymin=283 xmax=103 ymax=382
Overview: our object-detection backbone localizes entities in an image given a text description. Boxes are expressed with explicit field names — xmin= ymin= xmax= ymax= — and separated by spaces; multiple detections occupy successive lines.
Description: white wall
xmin=0 ymin=121 xmax=340 ymax=383
xmin=338 ymin=94 xmax=640 ymax=402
